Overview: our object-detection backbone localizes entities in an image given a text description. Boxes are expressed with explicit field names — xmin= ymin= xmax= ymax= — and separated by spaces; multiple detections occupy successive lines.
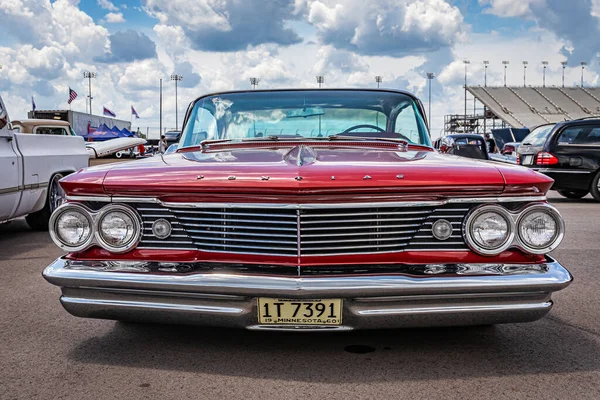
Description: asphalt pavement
xmin=1 ymin=192 xmax=599 ymax=400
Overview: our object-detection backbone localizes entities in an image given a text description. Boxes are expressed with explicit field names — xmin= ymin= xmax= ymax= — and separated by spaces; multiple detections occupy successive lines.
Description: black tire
xmin=557 ymin=190 xmax=589 ymax=199
xmin=26 ymin=173 xmax=66 ymax=231
xmin=591 ymin=170 xmax=600 ymax=202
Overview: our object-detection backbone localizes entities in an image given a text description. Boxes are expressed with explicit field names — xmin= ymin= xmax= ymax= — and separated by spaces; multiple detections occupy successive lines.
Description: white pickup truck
xmin=0 ymin=95 xmax=89 ymax=230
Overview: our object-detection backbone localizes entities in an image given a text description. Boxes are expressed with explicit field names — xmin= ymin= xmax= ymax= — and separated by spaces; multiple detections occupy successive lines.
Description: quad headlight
xmin=464 ymin=205 xmax=514 ymax=255
xmin=49 ymin=204 xmax=94 ymax=252
xmin=96 ymin=205 xmax=141 ymax=253
xmin=464 ymin=203 xmax=564 ymax=256
xmin=516 ymin=204 xmax=564 ymax=254
xmin=49 ymin=203 xmax=141 ymax=253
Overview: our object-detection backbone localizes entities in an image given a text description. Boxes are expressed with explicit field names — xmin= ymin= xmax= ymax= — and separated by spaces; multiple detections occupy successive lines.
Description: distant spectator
xmin=484 ymin=133 xmax=497 ymax=153
xmin=158 ymin=134 xmax=167 ymax=154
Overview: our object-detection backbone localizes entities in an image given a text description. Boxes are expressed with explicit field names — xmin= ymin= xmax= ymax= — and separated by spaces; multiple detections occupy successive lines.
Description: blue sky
xmin=1 ymin=0 xmax=599 ymax=137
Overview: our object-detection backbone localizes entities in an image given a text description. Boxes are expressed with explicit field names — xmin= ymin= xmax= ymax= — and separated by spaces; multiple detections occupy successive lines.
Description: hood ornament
xmin=261 ymin=176 xmax=270 ymax=181
xmin=363 ymin=175 xmax=372 ymax=180
xmin=295 ymin=176 xmax=303 ymax=181
xmin=331 ymin=176 xmax=335 ymax=180
xmin=197 ymin=175 xmax=204 ymax=180
xmin=227 ymin=176 xmax=236 ymax=180
xmin=396 ymin=174 xmax=404 ymax=179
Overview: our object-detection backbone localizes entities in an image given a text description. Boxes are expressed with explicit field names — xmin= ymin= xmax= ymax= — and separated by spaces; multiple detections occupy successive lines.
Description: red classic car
xmin=43 ymin=89 xmax=571 ymax=331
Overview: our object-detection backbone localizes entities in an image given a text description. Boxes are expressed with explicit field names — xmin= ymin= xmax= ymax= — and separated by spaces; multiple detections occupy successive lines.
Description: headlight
xmin=96 ymin=205 xmax=141 ymax=253
xmin=464 ymin=205 xmax=514 ymax=255
xmin=49 ymin=204 xmax=94 ymax=251
xmin=517 ymin=204 xmax=564 ymax=254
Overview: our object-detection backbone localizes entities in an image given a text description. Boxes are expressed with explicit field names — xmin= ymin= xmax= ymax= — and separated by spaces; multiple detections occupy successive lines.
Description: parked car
xmin=164 ymin=130 xmax=181 ymax=145
xmin=438 ymin=134 xmax=489 ymax=160
xmin=43 ymin=89 xmax=571 ymax=330
xmin=0 ymin=96 xmax=89 ymax=230
xmin=517 ymin=120 xmax=600 ymax=200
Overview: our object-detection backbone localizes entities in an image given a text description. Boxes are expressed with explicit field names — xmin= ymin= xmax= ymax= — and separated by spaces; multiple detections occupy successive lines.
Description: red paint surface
xmin=59 ymin=143 xmax=553 ymax=198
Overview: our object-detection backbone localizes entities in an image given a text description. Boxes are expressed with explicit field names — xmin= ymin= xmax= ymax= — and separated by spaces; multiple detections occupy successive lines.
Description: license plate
xmin=257 ymin=298 xmax=342 ymax=325
xmin=522 ymin=155 xmax=534 ymax=165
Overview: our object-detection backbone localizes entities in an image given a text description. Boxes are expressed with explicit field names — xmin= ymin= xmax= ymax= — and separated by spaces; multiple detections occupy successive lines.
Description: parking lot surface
xmin=1 ymin=192 xmax=599 ymax=400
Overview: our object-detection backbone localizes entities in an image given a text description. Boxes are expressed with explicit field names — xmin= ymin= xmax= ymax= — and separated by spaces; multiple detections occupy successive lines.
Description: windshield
xmin=180 ymin=90 xmax=431 ymax=148
xmin=522 ymin=124 xmax=555 ymax=146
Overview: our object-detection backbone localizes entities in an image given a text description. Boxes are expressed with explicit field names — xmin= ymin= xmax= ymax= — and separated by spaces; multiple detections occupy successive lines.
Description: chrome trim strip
xmin=355 ymin=301 xmax=552 ymax=315
xmin=66 ymin=195 xmax=547 ymax=207
xmin=535 ymin=168 xmax=593 ymax=174
xmin=61 ymin=297 xmax=245 ymax=314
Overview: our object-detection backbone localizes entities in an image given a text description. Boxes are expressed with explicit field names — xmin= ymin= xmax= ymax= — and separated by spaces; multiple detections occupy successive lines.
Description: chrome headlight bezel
xmin=49 ymin=203 xmax=141 ymax=253
xmin=463 ymin=203 xmax=565 ymax=256
xmin=515 ymin=203 xmax=564 ymax=254
xmin=464 ymin=205 xmax=515 ymax=256
xmin=49 ymin=203 xmax=95 ymax=252
xmin=95 ymin=204 xmax=142 ymax=253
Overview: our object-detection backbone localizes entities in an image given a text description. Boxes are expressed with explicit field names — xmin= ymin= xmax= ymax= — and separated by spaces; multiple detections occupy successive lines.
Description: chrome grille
xmin=134 ymin=203 xmax=474 ymax=256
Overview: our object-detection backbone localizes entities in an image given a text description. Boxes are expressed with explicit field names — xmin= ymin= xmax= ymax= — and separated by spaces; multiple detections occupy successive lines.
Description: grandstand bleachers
xmin=467 ymin=86 xmax=600 ymax=129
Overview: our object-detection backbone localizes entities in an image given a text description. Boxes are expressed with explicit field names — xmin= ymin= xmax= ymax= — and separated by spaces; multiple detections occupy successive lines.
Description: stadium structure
xmin=444 ymin=86 xmax=600 ymax=135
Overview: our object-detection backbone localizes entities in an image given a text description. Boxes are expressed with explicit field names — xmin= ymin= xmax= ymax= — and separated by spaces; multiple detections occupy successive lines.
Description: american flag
xmin=131 ymin=105 xmax=140 ymax=119
xmin=103 ymin=106 xmax=116 ymax=118
xmin=68 ymin=87 xmax=78 ymax=104
xmin=31 ymin=96 xmax=36 ymax=111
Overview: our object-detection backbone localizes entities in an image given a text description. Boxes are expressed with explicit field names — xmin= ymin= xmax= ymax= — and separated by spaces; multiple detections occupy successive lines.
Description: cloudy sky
xmin=1 ymin=0 xmax=600 ymax=138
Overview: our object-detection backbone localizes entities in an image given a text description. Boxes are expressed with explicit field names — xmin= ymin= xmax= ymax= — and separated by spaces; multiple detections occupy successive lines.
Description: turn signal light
xmin=536 ymin=152 xmax=559 ymax=165
xmin=516 ymin=156 xmax=521 ymax=165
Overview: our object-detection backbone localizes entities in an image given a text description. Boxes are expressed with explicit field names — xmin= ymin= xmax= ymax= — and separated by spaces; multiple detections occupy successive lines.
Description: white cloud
xmin=478 ymin=0 xmax=544 ymax=18
xmin=98 ymin=0 xmax=119 ymax=12
xmin=144 ymin=0 xmax=302 ymax=51
xmin=308 ymin=0 xmax=466 ymax=56
xmin=102 ymin=12 xmax=126 ymax=24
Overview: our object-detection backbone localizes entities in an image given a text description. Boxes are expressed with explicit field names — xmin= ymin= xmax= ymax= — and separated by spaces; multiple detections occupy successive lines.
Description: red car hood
xmin=61 ymin=144 xmax=553 ymax=200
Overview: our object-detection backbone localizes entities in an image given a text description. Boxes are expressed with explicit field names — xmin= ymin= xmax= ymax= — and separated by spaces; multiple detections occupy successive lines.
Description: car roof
xmin=191 ymin=88 xmax=421 ymax=104
xmin=12 ymin=119 xmax=71 ymax=128
xmin=445 ymin=134 xmax=485 ymax=140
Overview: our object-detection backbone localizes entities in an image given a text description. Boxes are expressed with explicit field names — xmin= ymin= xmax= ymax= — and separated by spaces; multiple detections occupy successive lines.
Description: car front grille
xmin=133 ymin=203 xmax=472 ymax=256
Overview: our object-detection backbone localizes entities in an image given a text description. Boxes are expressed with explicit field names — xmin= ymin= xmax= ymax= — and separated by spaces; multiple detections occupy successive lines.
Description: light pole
xmin=463 ymin=60 xmax=470 ymax=122
xmin=426 ymin=73 xmax=435 ymax=130
xmin=561 ymin=61 xmax=567 ymax=87
xmin=581 ymin=62 xmax=586 ymax=87
xmin=542 ymin=61 xmax=548 ymax=87
xmin=502 ymin=61 xmax=509 ymax=86
xmin=83 ymin=71 xmax=96 ymax=116
xmin=170 ymin=74 xmax=183 ymax=131
xmin=159 ymin=78 xmax=162 ymax=138
xmin=522 ymin=61 xmax=528 ymax=87
xmin=316 ymin=75 xmax=324 ymax=88
xmin=483 ymin=61 xmax=489 ymax=87
xmin=375 ymin=76 xmax=382 ymax=88
xmin=249 ymin=77 xmax=260 ymax=89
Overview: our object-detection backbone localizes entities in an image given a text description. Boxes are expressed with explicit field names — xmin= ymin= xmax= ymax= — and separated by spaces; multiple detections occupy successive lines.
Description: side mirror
xmin=0 ymin=109 xmax=8 ymax=131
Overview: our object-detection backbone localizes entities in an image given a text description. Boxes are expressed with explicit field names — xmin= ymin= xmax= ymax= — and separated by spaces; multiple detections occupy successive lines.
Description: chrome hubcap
xmin=49 ymin=177 xmax=66 ymax=212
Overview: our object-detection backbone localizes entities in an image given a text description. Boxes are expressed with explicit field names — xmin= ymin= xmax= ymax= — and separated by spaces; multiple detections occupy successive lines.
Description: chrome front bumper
xmin=42 ymin=257 xmax=572 ymax=331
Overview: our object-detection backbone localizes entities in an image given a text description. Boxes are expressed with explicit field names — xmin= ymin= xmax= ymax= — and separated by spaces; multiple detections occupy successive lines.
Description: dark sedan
xmin=517 ymin=120 xmax=600 ymax=200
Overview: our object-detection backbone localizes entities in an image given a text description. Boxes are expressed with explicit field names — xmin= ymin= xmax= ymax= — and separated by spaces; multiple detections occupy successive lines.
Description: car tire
xmin=557 ymin=190 xmax=589 ymax=199
xmin=25 ymin=173 xmax=66 ymax=231
xmin=591 ymin=170 xmax=600 ymax=202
